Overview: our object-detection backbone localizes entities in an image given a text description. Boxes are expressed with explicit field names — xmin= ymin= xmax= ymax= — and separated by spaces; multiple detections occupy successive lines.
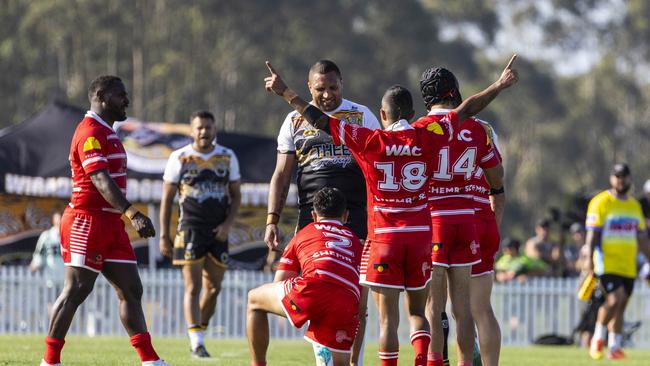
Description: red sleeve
xmin=76 ymin=127 xmax=109 ymax=174
xmin=477 ymin=125 xmax=501 ymax=170
xmin=328 ymin=117 xmax=374 ymax=154
xmin=277 ymin=236 xmax=300 ymax=273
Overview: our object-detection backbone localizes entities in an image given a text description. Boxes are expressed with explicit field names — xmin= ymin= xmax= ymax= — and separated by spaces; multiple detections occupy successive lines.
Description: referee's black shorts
xmin=297 ymin=204 xmax=367 ymax=240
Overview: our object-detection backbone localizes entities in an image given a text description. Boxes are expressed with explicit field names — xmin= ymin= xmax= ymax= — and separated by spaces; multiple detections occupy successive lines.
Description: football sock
xmin=411 ymin=331 xmax=431 ymax=366
xmin=608 ymin=332 xmax=622 ymax=350
xmin=188 ymin=325 xmax=205 ymax=350
xmin=379 ymin=350 xmax=399 ymax=366
xmin=593 ymin=322 xmax=606 ymax=342
xmin=427 ymin=352 xmax=444 ymax=366
xmin=130 ymin=332 xmax=159 ymax=362
xmin=251 ymin=362 xmax=267 ymax=366
xmin=43 ymin=336 xmax=65 ymax=365
xmin=441 ymin=312 xmax=450 ymax=364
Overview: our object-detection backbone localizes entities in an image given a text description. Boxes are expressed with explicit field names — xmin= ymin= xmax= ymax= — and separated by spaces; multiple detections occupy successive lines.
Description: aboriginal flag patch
xmin=289 ymin=299 xmax=301 ymax=313
xmin=432 ymin=243 xmax=443 ymax=252
xmin=374 ymin=263 xmax=389 ymax=273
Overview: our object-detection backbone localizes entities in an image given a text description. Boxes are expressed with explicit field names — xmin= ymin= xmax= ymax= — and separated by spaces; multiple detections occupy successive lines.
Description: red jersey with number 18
xmin=328 ymin=115 xmax=455 ymax=243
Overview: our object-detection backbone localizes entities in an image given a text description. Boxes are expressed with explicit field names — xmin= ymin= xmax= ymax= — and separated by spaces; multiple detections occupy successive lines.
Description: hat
xmin=569 ymin=222 xmax=584 ymax=234
xmin=611 ymin=163 xmax=631 ymax=177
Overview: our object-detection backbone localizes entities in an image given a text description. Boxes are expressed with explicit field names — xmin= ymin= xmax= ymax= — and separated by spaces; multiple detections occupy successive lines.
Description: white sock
xmin=608 ymin=333 xmax=622 ymax=350
xmin=188 ymin=329 xmax=204 ymax=350
xmin=593 ymin=323 xmax=606 ymax=343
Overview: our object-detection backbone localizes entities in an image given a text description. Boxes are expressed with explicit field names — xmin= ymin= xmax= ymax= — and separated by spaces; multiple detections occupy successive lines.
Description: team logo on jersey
xmin=422 ymin=262 xmax=431 ymax=278
xmin=426 ymin=122 xmax=444 ymax=135
xmin=303 ymin=128 xmax=318 ymax=138
xmin=374 ymin=263 xmax=389 ymax=272
xmin=82 ymin=136 xmax=102 ymax=151
xmin=469 ymin=240 xmax=479 ymax=255
xmin=432 ymin=243 xmax=443 ymax=252
xmin=458 ymin=129 xmax=472 ymax=142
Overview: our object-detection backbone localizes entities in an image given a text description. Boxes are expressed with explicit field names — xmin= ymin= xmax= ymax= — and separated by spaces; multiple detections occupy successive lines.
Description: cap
xmin=611 ymin=163 xmax=631 ymax=177
xmin=569 ymin=222 xmax=584 ymax=234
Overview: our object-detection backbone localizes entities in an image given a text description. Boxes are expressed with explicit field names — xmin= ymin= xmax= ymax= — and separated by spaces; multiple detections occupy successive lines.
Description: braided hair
xmin=419 ymin=67 xmax=462 ymax=110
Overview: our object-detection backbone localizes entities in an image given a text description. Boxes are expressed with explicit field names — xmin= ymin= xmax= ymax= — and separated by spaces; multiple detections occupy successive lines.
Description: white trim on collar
xmin=427 ymin=108 xmax=452 ymax=116
xmin=318 ymin=219 xmax=343 ymax=225
xmin=385 ymin=119 xmax=413 ymax=131
xmin=85 ymin=111 xmax=114 ymax=130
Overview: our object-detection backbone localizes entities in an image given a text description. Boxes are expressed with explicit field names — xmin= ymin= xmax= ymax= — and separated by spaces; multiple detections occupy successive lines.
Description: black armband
xmin=303 ymin=105 xmax=330 ymax=132
xmin=489 ymin=186 xmax=505 ymax=195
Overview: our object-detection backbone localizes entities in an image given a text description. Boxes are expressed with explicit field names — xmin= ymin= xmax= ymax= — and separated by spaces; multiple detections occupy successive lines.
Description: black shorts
xmin=297 ymin=205 xmax=367 ymax=240
xmin=599 ymin=274 xmax=634 ymax=297
xmin=173 ymin=227 xmax=229 ymax=267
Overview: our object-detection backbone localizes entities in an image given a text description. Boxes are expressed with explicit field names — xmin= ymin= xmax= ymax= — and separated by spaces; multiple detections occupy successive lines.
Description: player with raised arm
xmin=247 ymin=187 xmax=362 ymax=366
xmin=412 ymin=61 xmax=513 ymax=366
xmin=264 ymin=60 xmax=380 ymax=365
xmin=41 ymin=76 xmax=170 ymax=366
xmin=264 ymin=57 xmax=517 ymax=366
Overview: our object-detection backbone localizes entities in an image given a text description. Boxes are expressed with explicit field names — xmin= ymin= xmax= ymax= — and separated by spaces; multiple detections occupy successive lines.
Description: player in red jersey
xmin=247 ymin=187 xmax=363 ymax=366
xmin=412 ymin=59 xmax=514 ymax=366
xmin=41 ymin=76 xmax=170 ymax=366
xmin=467 ymin=121 xmax=503 ymax=366
xmin=264 ymin=58 xmax=517 ymax=366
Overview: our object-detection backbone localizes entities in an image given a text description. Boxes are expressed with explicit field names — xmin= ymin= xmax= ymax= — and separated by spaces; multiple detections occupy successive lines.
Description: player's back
xmin=412 ymin=111 xmax=500 ymax=223
xmin=332 ymin=119 xmax=451 ymax=242
xmin=286 ymin=220 xmax=362 ymax=298
xmin=467 ymin=120 xmax=502 ymax=219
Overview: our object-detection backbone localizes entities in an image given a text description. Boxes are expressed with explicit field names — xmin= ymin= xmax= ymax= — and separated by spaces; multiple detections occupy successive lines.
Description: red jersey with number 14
xmin=277 ymin=220 xmax=362 ymax=299
xmin=328 ymin=115 xmax=455 ymax=243
xmin=412 ymin=110 xmax=500 ymax=224
xmin=69 ymin=111 xmax=128 ymax=215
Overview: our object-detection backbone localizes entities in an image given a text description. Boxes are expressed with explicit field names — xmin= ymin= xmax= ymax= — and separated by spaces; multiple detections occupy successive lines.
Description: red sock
xmin=379 ymin=350 xmax=399 ymax=366
xmin=130 ymin=332 xmax=159 ymax=362
xmin=43 ymin=337 xmax=65 ymax=364
xmin=411 ymin=331 xmax=431 ymax=366
xmin=427 ymin=352 xmax=444 ymax=366
xmin=251 ymin=362 xmax=267 ymax=366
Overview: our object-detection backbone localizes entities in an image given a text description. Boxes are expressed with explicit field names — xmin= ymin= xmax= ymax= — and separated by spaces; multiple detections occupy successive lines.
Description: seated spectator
xmin=495 ymin=238 xmax=548 ymax=282
xmin=525 ymin=218 xmax=559 ymax=268
xmin=562 ymin=222 xmax=585 ymax=277
xmin=638 ymin=179 xmax=650 ymax=229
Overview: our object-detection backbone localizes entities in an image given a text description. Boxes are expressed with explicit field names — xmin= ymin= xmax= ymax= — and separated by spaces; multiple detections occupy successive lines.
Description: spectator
xmin=563 ymin=222 xmax=585 ymax=277
xmin=637 ymin=179 xmax=650 ymax=229
xmin=495 ymin=238 xmax=547 ymax=282
xmin=525 ymin=218 xmax=559 ymax=268
xmin=30 ymin=211 xmax=64 ymax=289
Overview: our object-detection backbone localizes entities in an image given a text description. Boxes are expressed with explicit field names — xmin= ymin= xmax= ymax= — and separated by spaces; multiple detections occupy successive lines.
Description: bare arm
xmin=273 ymin=269 xmax=299 ymax=282
xmin=158 ymin=182 xmax=178 ymax=257
xmin=484 ymin=164 xmax=505 ymax=226
xmin=264 ymin=152 xmax=296 ymax=251
xmin=453 ymin=54 xmax=519 ymax=122
xmin=585 ymin=229 xmax=602 ymax=273
xmin=264 ymin=61 xmax=331 ymax=130
xmin=637 ymin=230 xmax=650 ymax=260
xmin=89 ymin=169 xmax=155 ymax=238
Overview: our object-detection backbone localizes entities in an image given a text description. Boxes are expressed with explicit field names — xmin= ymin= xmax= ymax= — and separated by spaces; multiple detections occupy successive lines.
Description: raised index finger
xmin=266 ymin=61 xmax=277 ymax=75
xmin=505 ymin=54 xmax=517 ymax=69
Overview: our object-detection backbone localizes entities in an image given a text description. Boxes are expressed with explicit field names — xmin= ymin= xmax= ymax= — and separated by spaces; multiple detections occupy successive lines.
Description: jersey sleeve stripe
xmin=480 ymin=150 xmax=496 ymax=163
xmin=81 ymin=156 xmax=108 ymax=167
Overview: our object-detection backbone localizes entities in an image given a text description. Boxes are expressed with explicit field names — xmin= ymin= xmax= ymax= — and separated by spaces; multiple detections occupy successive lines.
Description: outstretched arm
xmin=454 ymin=54 xmax=519 ymax=122
xmin=264 ymin=61 xmax=331 ymax=131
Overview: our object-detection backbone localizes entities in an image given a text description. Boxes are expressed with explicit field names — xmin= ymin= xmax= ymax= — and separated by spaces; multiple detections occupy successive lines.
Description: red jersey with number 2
xmin=328 ymin=114 xmax=455 ymax=243
xmin=412 ymin=110 xmax=501 ymax=224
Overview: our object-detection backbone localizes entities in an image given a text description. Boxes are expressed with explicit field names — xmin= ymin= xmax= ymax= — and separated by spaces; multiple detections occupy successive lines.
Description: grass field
xmin=1 ymin=335 xmax=649 ymax=366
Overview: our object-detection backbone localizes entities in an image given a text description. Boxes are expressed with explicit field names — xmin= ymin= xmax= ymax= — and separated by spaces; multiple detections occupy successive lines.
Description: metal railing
xmin=1 ymin=266 xmax=648 ymax=347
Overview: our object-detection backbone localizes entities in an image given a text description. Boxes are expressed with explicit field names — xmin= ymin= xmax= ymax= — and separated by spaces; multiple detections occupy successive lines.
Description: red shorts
xmin=430 ymin=220 xmax=481 ymax=267
xmin=359 ymin=239 xmax=432 ymax=290
xmin=277 ymin=277 xmax=359 ymax=353
xmin=60 ymin=208 xmax=136 ymax=272
xmin=472 ymin=216 xmax=500 ymax=277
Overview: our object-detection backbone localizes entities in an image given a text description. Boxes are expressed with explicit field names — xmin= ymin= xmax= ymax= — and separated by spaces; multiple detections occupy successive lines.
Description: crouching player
xmin=247 ymin=187 xmax=362 ymax=366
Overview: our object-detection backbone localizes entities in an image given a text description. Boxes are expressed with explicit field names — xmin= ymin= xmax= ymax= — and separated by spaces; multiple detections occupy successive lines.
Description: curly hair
xmin=419 ymin=67 xmax=462 ymax=110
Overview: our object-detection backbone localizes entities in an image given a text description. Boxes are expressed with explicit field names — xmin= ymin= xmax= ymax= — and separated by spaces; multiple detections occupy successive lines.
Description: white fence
xmin=1 ymin=266 xmax=649 ymax=347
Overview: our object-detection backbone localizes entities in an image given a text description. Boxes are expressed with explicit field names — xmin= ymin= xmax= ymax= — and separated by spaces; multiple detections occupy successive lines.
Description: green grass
xmin=1 ymin=335 xmax=649 ymax=365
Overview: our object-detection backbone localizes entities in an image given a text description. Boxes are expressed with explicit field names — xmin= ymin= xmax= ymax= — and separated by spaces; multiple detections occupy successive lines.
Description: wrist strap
xmin=124 ymin=205 xmax=139 ymax=220
xmin=266 ymin=212 xmax=280 ymax=225
xmin=489 ymin=186 xmax=505 ymax=195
